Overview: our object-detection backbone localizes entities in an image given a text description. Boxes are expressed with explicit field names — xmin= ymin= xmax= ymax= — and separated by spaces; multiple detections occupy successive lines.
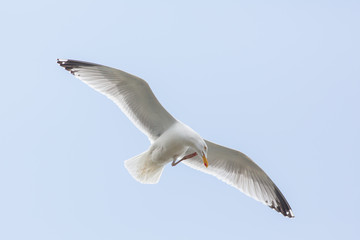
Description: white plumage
xmin=57 ymin=59 xmax=294 ymax=218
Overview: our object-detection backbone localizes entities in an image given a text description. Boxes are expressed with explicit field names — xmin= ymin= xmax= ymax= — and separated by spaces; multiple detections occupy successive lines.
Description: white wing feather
xmin=183 ymin=140 xmax=294 ymax=218
xmin=57 ymin=59 xmax=176 ymax=142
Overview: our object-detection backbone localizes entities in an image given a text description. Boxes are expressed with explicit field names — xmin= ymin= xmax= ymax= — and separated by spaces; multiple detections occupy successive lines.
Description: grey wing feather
xmin=57 ymin=59 xmax=177 ymax=142
xmin=182 ymin=140 xmax=294 ymax=218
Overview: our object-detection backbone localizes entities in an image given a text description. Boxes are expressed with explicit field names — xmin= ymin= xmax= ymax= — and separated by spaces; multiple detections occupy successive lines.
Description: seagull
xmin=57 ymin=59 xmax=294 ymax=218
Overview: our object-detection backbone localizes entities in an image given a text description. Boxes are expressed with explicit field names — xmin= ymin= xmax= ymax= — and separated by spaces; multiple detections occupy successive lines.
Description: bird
xmin=57 ymin=59 xmax=294 ymax=218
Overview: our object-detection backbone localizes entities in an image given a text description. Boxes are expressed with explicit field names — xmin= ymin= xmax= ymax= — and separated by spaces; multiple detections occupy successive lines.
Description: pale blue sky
xmin=1 ymin=1 xmax=359 ymax=239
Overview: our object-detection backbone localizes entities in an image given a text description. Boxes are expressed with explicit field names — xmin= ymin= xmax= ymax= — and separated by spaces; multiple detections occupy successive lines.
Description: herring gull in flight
xmin=57 ymin=59 xmax=294 ymax=218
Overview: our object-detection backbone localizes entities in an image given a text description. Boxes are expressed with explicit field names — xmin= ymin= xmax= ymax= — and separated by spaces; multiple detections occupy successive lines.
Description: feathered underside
xmin=57 ymin=59 xmax=177 ymax=142
xmin=57 ymin=59 xmax=294 ymax=218
xmin=183 ymin=140 xmax=294 ymax=218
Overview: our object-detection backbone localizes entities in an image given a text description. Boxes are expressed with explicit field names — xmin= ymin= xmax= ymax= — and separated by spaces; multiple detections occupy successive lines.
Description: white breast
xmin=148 ymin=122 xmax=197 ymax=164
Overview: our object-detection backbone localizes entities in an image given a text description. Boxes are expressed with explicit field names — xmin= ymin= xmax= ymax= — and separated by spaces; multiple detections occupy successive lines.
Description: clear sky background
xmin=1 ymin=1 xmax=359 ymax=239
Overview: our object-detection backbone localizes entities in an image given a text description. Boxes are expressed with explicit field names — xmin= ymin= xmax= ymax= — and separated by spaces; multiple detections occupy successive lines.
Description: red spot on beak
xmin=202 ymin=154 xmax=208 ymax=168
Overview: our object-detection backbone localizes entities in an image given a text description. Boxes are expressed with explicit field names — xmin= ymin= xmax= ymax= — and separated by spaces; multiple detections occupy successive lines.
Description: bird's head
xmin=193 ymin=139 xmax=208 ymax=168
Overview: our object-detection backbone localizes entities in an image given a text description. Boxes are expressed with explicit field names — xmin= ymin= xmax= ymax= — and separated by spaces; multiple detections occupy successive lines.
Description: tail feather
xmin=124 ymin=151 xmax=165 ymax=184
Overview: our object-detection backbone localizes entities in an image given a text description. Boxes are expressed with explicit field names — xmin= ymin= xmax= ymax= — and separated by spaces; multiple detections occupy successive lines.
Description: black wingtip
xmin=56 ymin=58 xmax=66 ymax=63
xmin=267 ymin=186 xmax=295 ymax=218
xmin=269 ymin=201 xmax=295 ymax=218
xmin=57 ymin=59 xmax=77 ymax=75
xmin=57 ymin=58 xmax=101 ymax=75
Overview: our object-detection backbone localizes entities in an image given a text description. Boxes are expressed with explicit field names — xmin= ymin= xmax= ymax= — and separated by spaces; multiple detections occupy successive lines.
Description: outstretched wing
xmin=183 ymin=140 xmax=294 ymax=218
xmin=57 ymin=59 xmax=177 ymax=142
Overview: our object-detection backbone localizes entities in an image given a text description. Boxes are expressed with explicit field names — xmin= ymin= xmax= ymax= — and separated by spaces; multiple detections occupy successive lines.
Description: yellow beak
xmin=202 ymin=154 xmax=208 ymax=168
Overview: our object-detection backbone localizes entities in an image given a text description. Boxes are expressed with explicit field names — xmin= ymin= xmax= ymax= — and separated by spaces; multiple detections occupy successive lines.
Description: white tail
xmin=124 ymin=151 xmax=165 ymax=184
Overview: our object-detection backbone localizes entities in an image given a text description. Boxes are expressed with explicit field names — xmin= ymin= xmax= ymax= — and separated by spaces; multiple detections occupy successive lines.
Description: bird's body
xmin=124 ymin=121 xmax=206 ymax=183
xmin=57 ymin=59 xmax=294 ymax=218
xmin=148 ymin=122 xmax=202 ymax=165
